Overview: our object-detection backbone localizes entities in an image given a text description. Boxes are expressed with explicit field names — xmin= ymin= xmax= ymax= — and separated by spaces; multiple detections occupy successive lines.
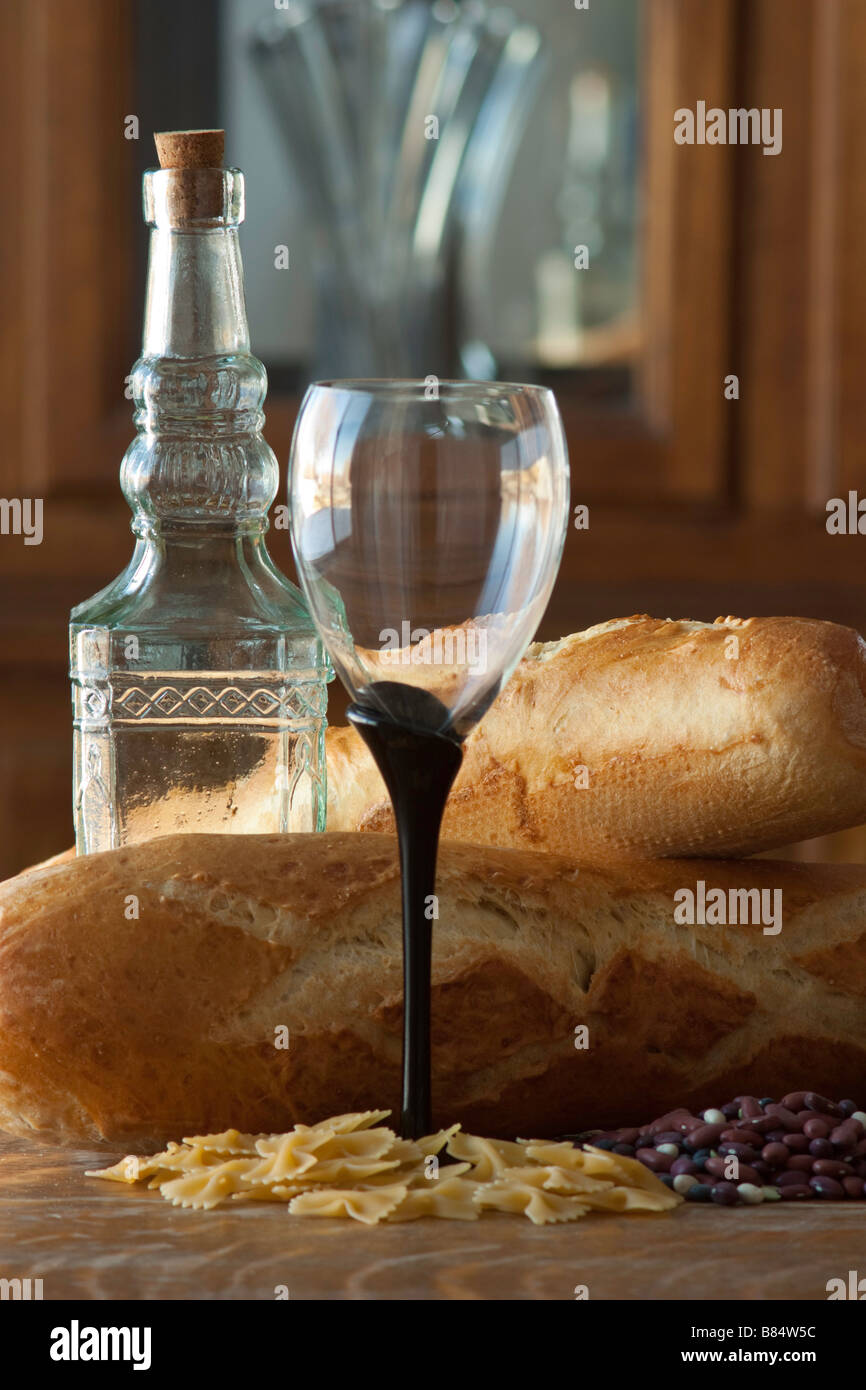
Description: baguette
xmin=1 ymin=831 xmax=864 ymax=1146
xmin=326 ymin=614 xmax=866 ymax=858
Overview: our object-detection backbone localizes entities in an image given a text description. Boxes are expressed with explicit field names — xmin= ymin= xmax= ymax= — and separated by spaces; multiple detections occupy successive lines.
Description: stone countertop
xmin=0 ymin=1136 xmax=862 ymax=1301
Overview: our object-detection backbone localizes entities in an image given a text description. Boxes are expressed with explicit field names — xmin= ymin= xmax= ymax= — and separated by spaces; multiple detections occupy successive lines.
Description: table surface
xmin=1 ymin=1135 xmax=863 ymax=1301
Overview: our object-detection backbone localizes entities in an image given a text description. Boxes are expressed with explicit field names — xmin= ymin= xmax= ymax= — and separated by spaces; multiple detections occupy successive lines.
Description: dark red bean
xmin=811 ymin=1159 xmax=850 ymax=1179
xmin=803 ymin=1117 xmax=830 ymax=1140
xmin=670 ymin=1156 xmax=698 ymax=1177
xmin=618 ymin=1128 xmax=640 ymax=1145
xmin=854 ymin=1139 xmax=866 ymax=1157
xmin=636 ymin=1148 xmax=672 ymax=1173
xmin=764 ymin=1104 xmax=802 ymax=1132
xmin=839 ymin=1100 xmax=859 ymax=1117
xmin=762 ymin=1143 xmax=789 ymax=1168
xmin=842 ymin=1177 xmax=865 ymax=1198
xmin=704 ymin=1157 xmax=730 ymax=1179
xmin=782 ymin=1133 xmax=809 ymax=1153
xmin=740 ymin=1097 xmax=764 ymax=1118
xmin=779 ymin=1184 xmax=814 ymax=1200
xmin=781 ymin=1091 xmax=809 ymax=1112
xmin=752 ymin=1161 xmax=771 ymax=1179
xmin=654 ymin=1131 xmax=686 ymax=1146
xmin=856 ymin=1160 xmax=866 ymax=1180
xmin=710 ymin=1182 xmax=739 ymax=1205
xmin=686 ymin=1123 xmax=726 ymax=1149
xmin=786 ymin=1155 xmax=814 ymax=1173
xmin=804 ymin=1093 xmax=842 ymax=1117
xmin=718 ymin=1142 xmax=760 ymax=1163
xmin=721 ymin=1128 xmax=764 ymax=1147
xmin=808 ymin=1138 xmax=834 ymax=1159
xmin=649 ymin=1109 xmax=694 ymax=1135
xmin=777 ymin=1170 xmax=808 ymax=1186
xmin=750 ymin=1115 xmax=778 ymax=1135
xmin=831 ymin=1119 xmax=863 ymax=1148
xmin=810 ymin=1176 xmax=845 ymax=1199
xmin=733 ymin=1164 xmax=762 ymax=1185
xmin=765 ymin=1129 xmax=787 ymax=1143
xmin=721 ymin=1102 xmax=741 ymax=1120
xmin=635 ymin=1134 xmax=654 ymax=1150
xmin=680 ymin=1116 xmax=705 ymax=1133
xmin=612 ymin=1143 xmax=635 ymax=1156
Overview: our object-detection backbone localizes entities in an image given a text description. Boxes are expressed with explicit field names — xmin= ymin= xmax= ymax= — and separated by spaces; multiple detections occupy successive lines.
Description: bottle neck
xmin=142 ymin=225 xmax=248 ymax=358
xmin=122 ymin=218 xmax=279 ymax=533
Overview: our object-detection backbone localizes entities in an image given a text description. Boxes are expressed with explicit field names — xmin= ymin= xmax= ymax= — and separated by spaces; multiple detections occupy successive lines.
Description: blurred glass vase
xmin=253 ymin=0 xmax=543 ymax=378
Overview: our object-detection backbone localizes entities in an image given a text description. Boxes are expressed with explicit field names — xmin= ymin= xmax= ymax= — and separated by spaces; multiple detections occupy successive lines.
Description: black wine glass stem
xmin=346 ymin=700 xmax=463 ymax=1138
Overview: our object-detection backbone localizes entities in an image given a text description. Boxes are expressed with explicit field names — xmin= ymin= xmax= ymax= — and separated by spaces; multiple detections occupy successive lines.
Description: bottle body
xmin=70 ymin=166 xmax=330 ymax=853
xmin=71 ymin=540 xmax=328 ymax=853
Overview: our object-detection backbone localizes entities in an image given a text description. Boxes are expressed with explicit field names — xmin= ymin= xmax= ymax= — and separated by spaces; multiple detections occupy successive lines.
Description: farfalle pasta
xmin=87 ymin=1112 xmax=681 ymax=1226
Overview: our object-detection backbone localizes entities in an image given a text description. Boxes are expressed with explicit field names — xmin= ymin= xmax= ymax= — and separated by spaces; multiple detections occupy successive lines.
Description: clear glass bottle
xmin=70 ymin=158 xmax=330 ymax=853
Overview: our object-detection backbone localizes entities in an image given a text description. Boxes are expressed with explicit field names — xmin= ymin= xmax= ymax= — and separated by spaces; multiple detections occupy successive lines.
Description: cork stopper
xmin=152 ymin=130 xmax=226 ymax=221
xmin=154 ymin=129 xmax=225 ymax=171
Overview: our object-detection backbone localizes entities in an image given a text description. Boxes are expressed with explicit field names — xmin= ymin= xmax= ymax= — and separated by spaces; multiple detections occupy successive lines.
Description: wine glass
xmin=289 ymin=379 xmax=570 ymax=1135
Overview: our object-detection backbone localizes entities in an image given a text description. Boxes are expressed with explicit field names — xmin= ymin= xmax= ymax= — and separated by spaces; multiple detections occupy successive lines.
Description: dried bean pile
xmin=571 ymin=1093 xmax=866 ymax=1205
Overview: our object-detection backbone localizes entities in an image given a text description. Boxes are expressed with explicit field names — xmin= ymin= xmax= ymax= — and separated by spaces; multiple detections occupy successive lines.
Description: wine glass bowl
xmin=290 ymin=380 xmax=570 ymax=737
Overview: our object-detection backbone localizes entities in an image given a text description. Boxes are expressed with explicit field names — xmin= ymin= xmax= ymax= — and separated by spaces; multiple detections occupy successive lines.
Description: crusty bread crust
xmin=326 ymin=615 xmax=866 ymax=858
xmin=1 ymin=831 xmax=864 ymax=1146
